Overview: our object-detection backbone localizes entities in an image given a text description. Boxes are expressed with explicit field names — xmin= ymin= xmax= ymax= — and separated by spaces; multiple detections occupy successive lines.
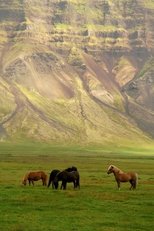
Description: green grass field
xmin=0 ymin=142 xmax=154 ymax=231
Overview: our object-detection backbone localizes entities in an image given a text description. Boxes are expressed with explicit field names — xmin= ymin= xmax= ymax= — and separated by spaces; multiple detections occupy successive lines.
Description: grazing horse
xmin=48 ymin=169 xmax=60 ymax=188
xmin=53 ymin=170 xmax=80 ymax=190
xmin=107 ymin=165 xmax=138 ymax=190
xmin=22 ymin=171 xmax=47 ymax=186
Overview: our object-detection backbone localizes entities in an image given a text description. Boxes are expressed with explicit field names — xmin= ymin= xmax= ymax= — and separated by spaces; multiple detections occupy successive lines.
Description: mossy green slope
xmin=0 ymin=0 xmax=153 ymax=145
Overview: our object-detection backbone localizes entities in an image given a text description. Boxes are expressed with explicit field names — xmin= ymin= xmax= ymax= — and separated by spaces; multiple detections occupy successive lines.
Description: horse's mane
xmin=109 ymin=165 xmax=124 ymax=173
xmin=23 ymin=172 xmax=29 ymax=181
xmin=64 ymin=166 xmax=78 ymax=172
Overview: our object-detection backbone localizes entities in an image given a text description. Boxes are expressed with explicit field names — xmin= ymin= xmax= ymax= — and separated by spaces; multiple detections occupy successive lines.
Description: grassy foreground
xmin=0 ymin=142 xmax=154 ymax=231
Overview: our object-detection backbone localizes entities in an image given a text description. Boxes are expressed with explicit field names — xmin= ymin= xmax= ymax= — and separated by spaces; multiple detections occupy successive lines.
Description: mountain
xmin=0 ymin=0 xmax=154 ymax=145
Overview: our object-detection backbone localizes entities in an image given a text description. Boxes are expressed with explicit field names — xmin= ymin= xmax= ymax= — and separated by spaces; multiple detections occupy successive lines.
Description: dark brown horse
xmin=48 ymin=166 xmax=78 ymax=189
xmin=65 ymin=166 xmax=78 ymax=172
xmin=53 ymin=170 xmax=80 ymax=190
xmin=22 ymin=171 xmax=47 ymax=186
xmin=107 ymin=165 xmax=138 ymax=190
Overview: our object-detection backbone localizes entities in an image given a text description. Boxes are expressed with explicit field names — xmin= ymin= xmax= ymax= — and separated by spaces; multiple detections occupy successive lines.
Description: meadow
xmin=0 ymin=142 xmax=154 ymax=231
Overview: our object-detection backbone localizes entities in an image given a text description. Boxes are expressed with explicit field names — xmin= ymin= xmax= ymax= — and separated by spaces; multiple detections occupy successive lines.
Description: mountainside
xmin=0 ymin=0 xmax=154 ymax=145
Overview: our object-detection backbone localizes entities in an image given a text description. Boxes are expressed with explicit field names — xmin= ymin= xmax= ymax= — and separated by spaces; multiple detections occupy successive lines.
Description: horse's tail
xmin=134 ymin=173 xmax=138 ymax=189
xmin=47 ymin=175 xmax=52 ymax=188
xmin=76 ymin=172 xmax=80 ymax=189
xmin=77 ymin=177 xmax=80 ymax=189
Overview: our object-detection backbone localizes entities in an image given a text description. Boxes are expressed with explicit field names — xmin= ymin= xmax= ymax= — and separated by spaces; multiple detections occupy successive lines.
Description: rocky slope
xmin=0 ymin=0 xmax=154 ymax=145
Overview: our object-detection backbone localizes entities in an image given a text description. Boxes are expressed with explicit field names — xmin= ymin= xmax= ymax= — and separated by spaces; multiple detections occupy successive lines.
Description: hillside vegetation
xmin=0 ymin=0 xmax=154 ymax=145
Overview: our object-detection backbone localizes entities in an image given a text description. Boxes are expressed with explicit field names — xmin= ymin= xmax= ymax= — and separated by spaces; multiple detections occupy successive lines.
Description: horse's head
xmin=107 ymin=165 xmax=114 ymax=174
xmin=65 ymin=166 xmax=78 ymax=172
xmin=22 ymin=179 xmax=27 ymax=185
xmin=71 ymin=166 xmax=77 ymax=171
xmin=22 ymin=172 xmax=29 ymax=185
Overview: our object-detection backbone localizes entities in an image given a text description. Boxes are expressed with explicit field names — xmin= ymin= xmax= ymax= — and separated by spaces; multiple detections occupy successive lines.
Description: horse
xmin=22 ymin=171 xmax=48 ymax=186
xmin=107 ymin=165 xmax=138 ymax=190
xmin=48 ymin=166 xmax=78 ymax=189
xmin=64 ymin=166 xmax=78 ymax=172
xmin=47 ymin=169 xmax=60 ymax=188
xmin=53 ymin=170 xmax=80 ymax=190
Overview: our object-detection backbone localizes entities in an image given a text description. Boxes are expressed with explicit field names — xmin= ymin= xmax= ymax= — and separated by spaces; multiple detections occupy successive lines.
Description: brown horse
xmin=107 ymin=165 xmax=138 ymax=190
xmin=22 ymin=171 xmax=47 ymax=186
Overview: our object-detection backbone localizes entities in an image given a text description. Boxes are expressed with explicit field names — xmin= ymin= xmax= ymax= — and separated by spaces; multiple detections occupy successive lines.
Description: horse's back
xmin=28 ymin=171 xmax=40 ymax=180
xmin=57 ymin=170 xmax=79 ymax=181
xmin=28 ymin=171 xmax=47 ymax=180
xmin=65 ymin=166 xmax=78 ymax=172
xmin=50 ymin=169 xmax=60 ymax=179
xmin=128 ymin=172 xmax=138 ymax=179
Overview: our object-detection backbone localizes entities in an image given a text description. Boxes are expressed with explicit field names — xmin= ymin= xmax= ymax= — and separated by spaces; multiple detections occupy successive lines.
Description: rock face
xmin=0 ymin=0 xmax=153 ymax=144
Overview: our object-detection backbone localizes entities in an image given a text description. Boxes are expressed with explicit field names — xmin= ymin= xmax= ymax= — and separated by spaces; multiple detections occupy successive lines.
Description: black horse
xmin=48 ymin=166 xmax=78 ymax=189
xmin=48 ymin=169 xmax=60 ymax=188
xmin=65 ymin=166 xmax=78 ymax=172
xmin=53 ymin=171 xmax=80 ymax=190
xmin=53 ymin=168 xmax=80 ymax=190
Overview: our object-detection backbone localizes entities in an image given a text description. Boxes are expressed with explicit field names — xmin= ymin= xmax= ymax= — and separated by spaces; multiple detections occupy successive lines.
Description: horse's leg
xmin=77 ymin=179 xmax=80 ymax=189
xmin=133 ymin=180 xmax=136 ymax=189
xmin=74 ymin=180 xmax=78 ymax=189
xmin=129 ymin=180 xmax=135 ymax=190
xmin=62 ymin=181 xmax=66 ymax=190
xmin=53 ymin=181 xmax=58 ymax=189
xmin=52 ymin=181 xmax=58 ymax=189
xmin=52 ymin=181 xmax=54 ymax=189
xmin=132 ymin=180 xmax=136 ymax=190
xmin=117 ymin=181 xmax=120 ymax=190
xmin=28 ymin=180 xmax=31 ymax=186
xmin=63 ymin=182 xmax=67 ymax=190
xmin=73 ymin=180 xmax=76 ymax=189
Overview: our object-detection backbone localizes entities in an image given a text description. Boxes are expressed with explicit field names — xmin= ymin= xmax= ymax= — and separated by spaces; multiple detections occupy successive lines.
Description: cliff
xmin=0 ymin=0 xmax=154 ymax=145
